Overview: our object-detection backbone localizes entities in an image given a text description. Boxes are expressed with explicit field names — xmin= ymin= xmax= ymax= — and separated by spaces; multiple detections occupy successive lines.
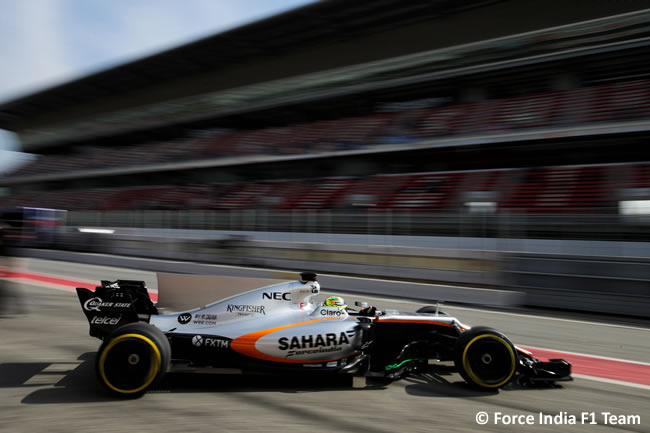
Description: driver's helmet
xmin=323 ymin=296 xmax=347 ymax=309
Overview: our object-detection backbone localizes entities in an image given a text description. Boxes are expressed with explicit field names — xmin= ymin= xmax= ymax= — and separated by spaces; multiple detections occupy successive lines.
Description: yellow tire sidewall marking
xmin=462 ymin=334 xmax=515 ymax=388
xmin=99 ymin=333 xmax=162 ymax=394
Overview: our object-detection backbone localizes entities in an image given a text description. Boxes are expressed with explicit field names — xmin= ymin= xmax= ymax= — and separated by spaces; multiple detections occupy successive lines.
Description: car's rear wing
xmin=76 ymin=280 xmax=157 ymax=339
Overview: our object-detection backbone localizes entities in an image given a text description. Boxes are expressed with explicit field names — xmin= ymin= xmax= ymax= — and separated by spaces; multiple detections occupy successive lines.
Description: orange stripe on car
xmin=231 ymin=317 xmax=344 ymax=364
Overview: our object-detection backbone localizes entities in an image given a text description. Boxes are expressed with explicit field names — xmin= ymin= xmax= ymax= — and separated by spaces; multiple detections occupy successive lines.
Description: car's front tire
xmin=95 ymin=322 xmax=171 ymax=397
xmin=453 ymin=326 xmax=517 ymax=390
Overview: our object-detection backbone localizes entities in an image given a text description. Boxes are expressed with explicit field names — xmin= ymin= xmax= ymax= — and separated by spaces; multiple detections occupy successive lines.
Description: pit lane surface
xmin=1 ymin=263 xmax=648 ymax=433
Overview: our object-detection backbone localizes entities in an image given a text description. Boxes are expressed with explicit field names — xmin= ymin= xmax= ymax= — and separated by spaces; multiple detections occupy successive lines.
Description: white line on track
xmin=441 ymin=305 xmax=650 ymax=332
xmin=332 ymin=291 xmax=650 ymax=332
xmin=573 ymin=374 xmax=650 ymax=391
xmin=523 ymin=346 xmax=650 ymax=367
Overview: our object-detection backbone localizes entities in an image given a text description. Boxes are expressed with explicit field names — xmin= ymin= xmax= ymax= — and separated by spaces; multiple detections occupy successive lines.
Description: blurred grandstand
xmin=2 ymin=0 xmax=650 ymax=241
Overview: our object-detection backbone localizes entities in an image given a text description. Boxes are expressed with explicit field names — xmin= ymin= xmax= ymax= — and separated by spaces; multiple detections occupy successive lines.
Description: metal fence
xmin=65 ymin=210 xmax=650 ymax=241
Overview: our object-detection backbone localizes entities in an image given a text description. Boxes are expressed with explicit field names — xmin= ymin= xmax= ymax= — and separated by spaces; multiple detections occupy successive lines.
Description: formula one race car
xmin=76 ymin=272 xmax=571 ymax=397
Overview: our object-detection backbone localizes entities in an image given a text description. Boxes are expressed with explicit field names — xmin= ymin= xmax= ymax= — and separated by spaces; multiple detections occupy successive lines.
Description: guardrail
xmin=503 ymin=253 xmax=650 ymax=317
xmin=23 ymin=228 xmax=650 ymax=317
xmin=14 ymin=248 xmax=521 ymax=308
xmin=53 ymin=230 xmax=503 ymax=287
xmin=65 ymin=210 xmax=650 ymax=241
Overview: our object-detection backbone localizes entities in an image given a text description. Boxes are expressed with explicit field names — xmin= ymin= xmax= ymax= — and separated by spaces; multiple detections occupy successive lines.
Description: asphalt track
xmin=0 ymin=261 xmax=648 ymax=433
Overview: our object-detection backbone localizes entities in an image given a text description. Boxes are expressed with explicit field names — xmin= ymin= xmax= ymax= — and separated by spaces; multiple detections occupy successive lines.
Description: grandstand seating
xmin=488 ymin=92 xmax=560 ymax=131
xmin=382 ymin=172 xmax=463 ymax=211
xmin=289 ymin=178 xmax=356 ymax=211
xmin=208 ymin=182 xmax=285 ymax=210
xmin=338 ymin=175 xmax=409 ymax=210
xmin=634 ymin=164 xmax=650 ymax=188
xmin=3 ymin=163 xmax=642 ymax=215
xmin=502 ymin=166 xmax=608 ymax=213
xmin=612 ymin=163 xmax=650 ymax=192
xmin=6 ymin=78 xmax=650 ymax=179
xmin=589 ymin=80 xmax=650 ymax=123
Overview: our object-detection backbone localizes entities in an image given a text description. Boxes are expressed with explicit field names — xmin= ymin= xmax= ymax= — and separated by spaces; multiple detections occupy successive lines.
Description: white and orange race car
xmin=76 ymin=272 xmax=571 ymax=397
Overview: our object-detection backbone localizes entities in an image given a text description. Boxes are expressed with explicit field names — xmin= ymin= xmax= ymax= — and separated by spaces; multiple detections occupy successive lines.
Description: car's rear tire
xmin=95 ymin=322 xmax=171 ymax=397
xmin=453 ymin=327 xmax=517 ymax=390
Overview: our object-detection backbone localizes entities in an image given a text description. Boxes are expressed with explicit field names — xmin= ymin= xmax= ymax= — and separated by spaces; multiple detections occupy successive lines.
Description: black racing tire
xmin=453 ymin=326 xmax=517 ymax=390
xmin=95 ymin=322 xmax=171 ymax=397
xmin=415 ymin=306 xmax=447 ymax=316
